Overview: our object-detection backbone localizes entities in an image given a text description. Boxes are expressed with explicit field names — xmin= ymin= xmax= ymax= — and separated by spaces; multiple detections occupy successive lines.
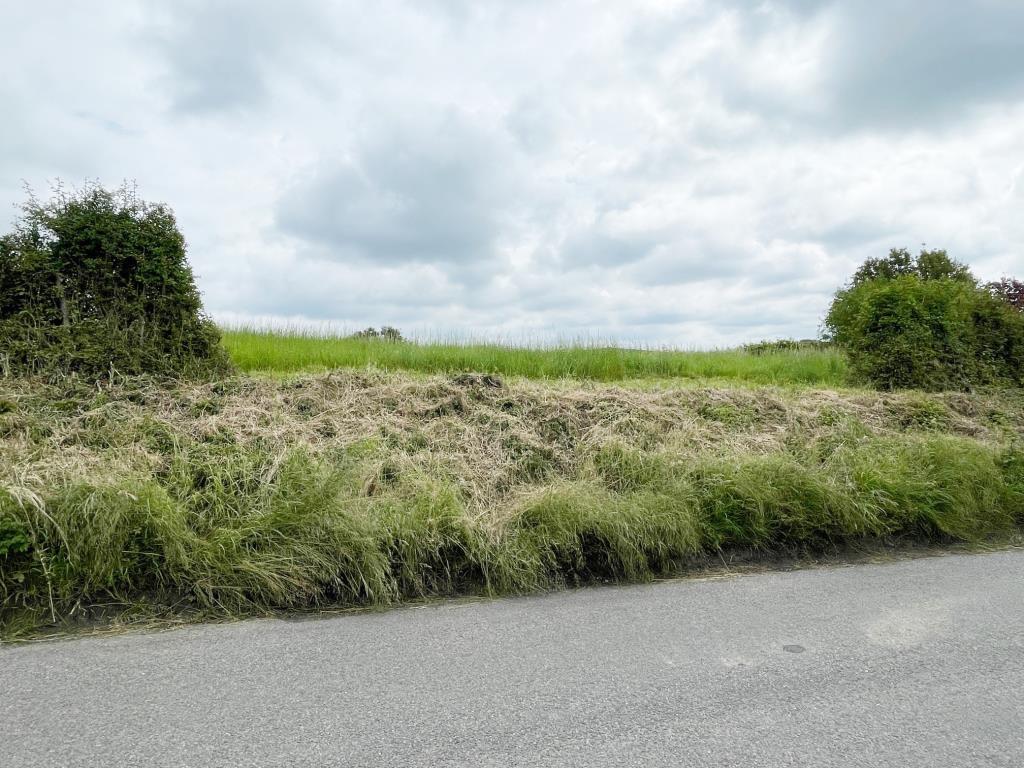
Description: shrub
xmin=825 ymin=251 xmax=1024 ymax=390
xmin=0 ymin=182 xmax=230 ymax=379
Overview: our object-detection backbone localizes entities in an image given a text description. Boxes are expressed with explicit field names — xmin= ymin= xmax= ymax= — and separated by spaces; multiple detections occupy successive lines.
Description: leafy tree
xmin=850 ymin=247 xmax=974 ymax=286
xmin=0 ymin=182 xmax=229 ymax=378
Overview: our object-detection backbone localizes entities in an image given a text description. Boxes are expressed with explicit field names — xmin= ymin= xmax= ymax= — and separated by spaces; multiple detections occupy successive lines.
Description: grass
xmin=221 ymin=328 xmax=847 ymax=386
xmin=1 ymin=371 xmax=1021 ymax=638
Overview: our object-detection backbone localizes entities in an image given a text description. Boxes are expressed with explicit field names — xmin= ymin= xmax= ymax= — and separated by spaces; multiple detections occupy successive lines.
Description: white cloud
xmin=1 ymin=0 xmax=1022 ymax=347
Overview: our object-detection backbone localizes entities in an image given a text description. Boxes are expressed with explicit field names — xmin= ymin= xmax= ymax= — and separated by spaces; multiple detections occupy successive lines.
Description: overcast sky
xmin=2 ymin=1 xmax=1023 ymax=346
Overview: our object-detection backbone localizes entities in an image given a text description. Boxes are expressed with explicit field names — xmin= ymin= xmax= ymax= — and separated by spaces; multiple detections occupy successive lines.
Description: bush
xmin=0 ymin=182 xmax=230 ymax=379
xmin=825 ymin=250 xmax=1024 ymax=391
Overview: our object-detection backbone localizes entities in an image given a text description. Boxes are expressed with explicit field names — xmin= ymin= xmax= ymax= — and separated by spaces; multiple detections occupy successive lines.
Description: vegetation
xmin=222 ymin=329 xmax=846 ymax=385
xmin=825 ymin=248 xmax=1024 ymax=391
xmin=2 ymin=371 xmax=1021 ymax=637
xmin=1 ymin=193 xmax=1022 ymax=640
xmin=0 ymin=183 xmax=229 ymax=379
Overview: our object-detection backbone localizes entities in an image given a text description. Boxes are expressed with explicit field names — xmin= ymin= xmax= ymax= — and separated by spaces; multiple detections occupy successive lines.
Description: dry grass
xmin=2 ymin=372 xmax=1009 ymax=495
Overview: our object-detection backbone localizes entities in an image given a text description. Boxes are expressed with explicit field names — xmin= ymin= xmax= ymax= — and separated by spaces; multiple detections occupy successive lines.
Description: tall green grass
xmin=221 ymin=328 xmax=847 ymax=385
xmin=3 ymin=434 xmax=1021 ymax=636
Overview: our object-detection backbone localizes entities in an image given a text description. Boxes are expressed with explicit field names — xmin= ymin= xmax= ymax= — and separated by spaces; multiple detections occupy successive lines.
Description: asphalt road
xmin=3 ymin=550 xmax=1023 ymax=767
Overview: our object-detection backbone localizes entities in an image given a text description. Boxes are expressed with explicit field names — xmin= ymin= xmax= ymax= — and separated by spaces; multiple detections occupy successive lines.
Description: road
xmin=2 ymin=550 xmax=1023 ymax=767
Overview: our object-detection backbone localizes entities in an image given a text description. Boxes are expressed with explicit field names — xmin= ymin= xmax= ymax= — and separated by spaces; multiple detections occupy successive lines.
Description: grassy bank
xmin=1 ymin=371 xmax=1022 ymax=638
xmin=222 ymin=329 xmax=847 ymax=386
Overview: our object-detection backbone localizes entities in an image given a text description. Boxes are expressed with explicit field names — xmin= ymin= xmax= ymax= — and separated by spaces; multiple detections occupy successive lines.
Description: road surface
xmin=3 ymin=550 xmax=1023 ymax=767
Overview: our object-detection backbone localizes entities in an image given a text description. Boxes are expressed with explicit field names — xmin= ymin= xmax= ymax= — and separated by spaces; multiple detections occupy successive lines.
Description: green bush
xmin=825 ymin=250 xmax=1024 ymax=390
xmin=0 ymin=182 xmax=230 ymax=379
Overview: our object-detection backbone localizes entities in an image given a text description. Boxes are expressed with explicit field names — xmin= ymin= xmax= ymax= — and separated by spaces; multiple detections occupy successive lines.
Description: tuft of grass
xmin=220 ymin=328 xmax=847 ymax=386
xmin=370 ymin=477 xmax=482 ymax=597
xmin=508 ymin=481 xmax=704 ymax=588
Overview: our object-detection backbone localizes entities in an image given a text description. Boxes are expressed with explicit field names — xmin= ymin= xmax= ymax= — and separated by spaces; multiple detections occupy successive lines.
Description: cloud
xmin=827 ymin=1 xmax=1024 ymax=127
xmin=710 ymin=0 xmax=1024 ymax=131
xmin=276 ymin=109 xmax=525 ymax=276
xmin=561 ymin=231 xmax=658 ymax=269
xmin=150 ymin=0 xmax=331 ymax=115
xmin=1 ymin=0 xmax=1022 ymax=346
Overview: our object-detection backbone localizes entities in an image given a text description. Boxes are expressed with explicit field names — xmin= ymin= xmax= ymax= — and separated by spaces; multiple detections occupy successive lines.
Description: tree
xmin=850 ymin=247 xmax=974 ymax=286
xmin=0 ymin=182 xmax=230 ymax=378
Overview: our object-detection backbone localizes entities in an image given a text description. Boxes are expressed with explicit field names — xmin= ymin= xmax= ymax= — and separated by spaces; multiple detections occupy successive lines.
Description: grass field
xmin=222 ymin=328 xmax=847 ymax=386
xmin=2 ymin=370 xmax=1022 ymax=638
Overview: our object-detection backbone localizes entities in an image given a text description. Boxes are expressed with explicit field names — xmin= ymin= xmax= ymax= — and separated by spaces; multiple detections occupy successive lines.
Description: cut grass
xmin=222 ymin=328 xmax=848 ymax=386
xmin=1 ymin=371 xmax=1022 ymax=638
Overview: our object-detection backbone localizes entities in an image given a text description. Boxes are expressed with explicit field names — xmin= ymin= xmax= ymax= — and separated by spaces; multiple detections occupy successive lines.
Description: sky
xmin=2 ymin=0 xmax=1023 ymax=347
